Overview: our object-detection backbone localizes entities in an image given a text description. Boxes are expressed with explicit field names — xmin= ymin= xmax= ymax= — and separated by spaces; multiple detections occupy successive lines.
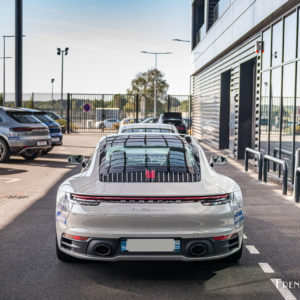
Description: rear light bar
xmin=62 ymin=233 xmax=89 ymax=241
xmin=213 ymin=233 xmax=238 ymax=241
xmin=71 ymin=193 xmax=230 ymax=204
xmin=11 ymin=127 xmax=45 ymax=132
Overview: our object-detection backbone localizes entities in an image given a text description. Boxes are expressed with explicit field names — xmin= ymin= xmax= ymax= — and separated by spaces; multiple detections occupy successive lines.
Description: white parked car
xmin=118 ymin=123 xmax=178 ymax=134
xmin=56 ymin=133 xmax=243 ymax=262
xmin=95 ymin=118 xmax=119 ymax=129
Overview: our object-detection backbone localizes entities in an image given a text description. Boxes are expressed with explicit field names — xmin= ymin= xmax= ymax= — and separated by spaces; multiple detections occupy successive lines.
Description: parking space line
xmin=259 ymin=262 xmax=275 ymax=273
xmin=243 ymin=233 xmax=247 ymax=239
xmin=271 ymin=279 xmax=297 ymax=300
xmin=246 ymin=245 xmax=260 ymax=254
xmin=0 ymin=178 xmax=21 ymax=184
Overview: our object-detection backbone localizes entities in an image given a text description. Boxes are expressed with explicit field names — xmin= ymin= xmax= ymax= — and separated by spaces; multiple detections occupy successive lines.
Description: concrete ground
xmin=0 ymin=133 xmax=299 ymax=300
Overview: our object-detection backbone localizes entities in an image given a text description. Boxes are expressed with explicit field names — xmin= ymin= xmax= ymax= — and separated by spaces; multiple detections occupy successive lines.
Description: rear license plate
xmin=37 ymin=141 xmax=47 ymax=146
xmin=121 ymin=239 xmax=180 ymax=253
xmin=52 ymin=137 xmax=60 ymax=142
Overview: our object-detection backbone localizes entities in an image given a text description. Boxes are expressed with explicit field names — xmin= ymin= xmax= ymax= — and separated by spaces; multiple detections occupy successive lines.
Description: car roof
xmin=0 ymin=106 xmax=26 ymax=112
xmin=120 ymin=123 xmax=177 ymax=130
xmin=103 ymin=132 xmax=189 ymax=148
xmin=19 ymin=108 xmax=43 ymax=113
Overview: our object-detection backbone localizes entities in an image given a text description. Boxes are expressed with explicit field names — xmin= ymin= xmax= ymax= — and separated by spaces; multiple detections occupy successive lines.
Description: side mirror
xmin=68 ymin=155 xmax=84 ymax=165
xmin=210 ymin=155 xmax=227 ymax=167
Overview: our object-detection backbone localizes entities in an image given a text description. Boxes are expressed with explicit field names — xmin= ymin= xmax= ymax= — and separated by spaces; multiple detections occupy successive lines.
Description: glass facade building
xmin=260 ymin=7 xmax=300 ymax=180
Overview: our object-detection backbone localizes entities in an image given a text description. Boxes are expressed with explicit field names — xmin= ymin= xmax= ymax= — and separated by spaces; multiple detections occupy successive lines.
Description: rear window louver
xmin=99 ymin=171 xmax=200 ymax=183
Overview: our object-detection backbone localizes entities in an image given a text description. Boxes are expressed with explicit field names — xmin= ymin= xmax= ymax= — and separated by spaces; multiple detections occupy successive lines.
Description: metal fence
xmin=67 ymin=93 xmax=191 ymax=133
xmin=1 ymin=93 xmax=191 ymax=133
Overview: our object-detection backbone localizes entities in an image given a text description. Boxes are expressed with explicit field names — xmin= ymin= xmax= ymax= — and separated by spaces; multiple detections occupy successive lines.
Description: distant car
xmin=95 ymin=118 xmax=119 ymax=129
xmin=45 ymin=111 xmax=63 ymax=121
xmin=141 ymin=117 xmax=158 ymax=124
xmin=56 ymin=133 xmax=243 ymax=262
xmin=45 ymin=112 xmax=66 ymax=133
xmin=158 ymin=112 xmax=187 ymax=134
xmin=0 ymin=107 xmax=51 ymax=162
xmin=20 ymin=109 xmax=63 ymax=152
xmin=119 ymin=118 xmax=136 ymax=126
xmin=118 ymin=123 xmax=178 ymax=134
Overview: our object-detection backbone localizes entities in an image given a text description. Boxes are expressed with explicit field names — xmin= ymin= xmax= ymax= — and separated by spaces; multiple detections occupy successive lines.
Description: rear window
xmin=163 ymin=112 xmax=182 ymax=119
xmin=99 ymin=135 xmax=200 ymax=181
xmin=7 ymin=112 xmax=40 ymax=124
xmin=122 ymin=128 xmax=174 ymax=133
xmin=34 ymin=113 xmax=54 ymax=123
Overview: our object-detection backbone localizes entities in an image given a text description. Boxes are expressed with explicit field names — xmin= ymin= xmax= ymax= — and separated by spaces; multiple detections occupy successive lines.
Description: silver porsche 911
xmin=56 ymin=133 xmax=243 ymax=262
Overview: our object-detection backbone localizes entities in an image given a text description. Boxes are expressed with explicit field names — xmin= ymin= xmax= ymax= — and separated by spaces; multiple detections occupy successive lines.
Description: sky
xmin=0 ymin=0 xmax=191 ymax=95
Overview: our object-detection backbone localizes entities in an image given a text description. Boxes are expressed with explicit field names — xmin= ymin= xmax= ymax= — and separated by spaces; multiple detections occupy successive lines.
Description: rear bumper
xmin=50 ymin=134 xmax=63 ymax=146
xmin=9 ymin=137 xmax=52 ymax=154
xmin=57 ymin=230 xmax=243 ymax=261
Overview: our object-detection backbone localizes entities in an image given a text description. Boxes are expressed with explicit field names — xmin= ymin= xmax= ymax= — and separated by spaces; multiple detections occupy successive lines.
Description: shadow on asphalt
xmin=0 ymin=167 xmax=28 ymax=175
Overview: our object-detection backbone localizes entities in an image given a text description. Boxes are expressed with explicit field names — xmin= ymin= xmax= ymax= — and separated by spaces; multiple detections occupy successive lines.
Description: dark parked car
xmin=158 ymin=112 xmax=187 ymax=134
xmin=21 ymin=109 xmax=63 ymax=153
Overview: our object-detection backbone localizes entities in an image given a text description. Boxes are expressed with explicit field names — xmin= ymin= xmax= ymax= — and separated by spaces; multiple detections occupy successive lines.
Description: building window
xmin=284 ymin=11 xmax=297 ymax=62
xmin=272 ymin=20 xmax=283 ymax=66
xmin=192 ymin=0 xmax=205 ymax=49
xmin=282 ymin=63 xmax=295 ymax=178
xmin=298 ymin=9 xmax=300 ymax=58
xmin=260 ymin=71 xmax=270 ymax=154
xmin=295 ymin=61 xmax=300 ymax=153
xmin=269 ymin=67 xmax=281 ymax=157
xmin=262 ymin=28 xmax=271 ymax=70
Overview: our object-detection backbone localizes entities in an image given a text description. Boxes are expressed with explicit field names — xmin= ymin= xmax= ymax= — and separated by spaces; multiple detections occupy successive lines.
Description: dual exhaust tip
xmin=93 ymin=242 xmax=208 ymax=257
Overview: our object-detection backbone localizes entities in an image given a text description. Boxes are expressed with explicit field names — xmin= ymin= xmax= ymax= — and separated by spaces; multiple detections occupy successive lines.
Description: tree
xmin=127 ymin=69 xmax=169 ymax=115
xmin=0 ymin=94 xmax=3 ymax=106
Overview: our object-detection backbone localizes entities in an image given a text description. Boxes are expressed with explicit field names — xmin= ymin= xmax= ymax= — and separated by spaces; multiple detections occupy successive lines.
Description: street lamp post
xmin=57 ymin=47 xmax=69 ymax=117
xmin=0 ymin=56 xmax=12 ymax=106
xmin=51 ymin=78 xmax=55 ymax=111
xmin=140 ymin=51 xmax=172 ymax=118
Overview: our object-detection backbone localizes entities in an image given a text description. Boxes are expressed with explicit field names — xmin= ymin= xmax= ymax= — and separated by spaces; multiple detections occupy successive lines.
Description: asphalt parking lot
xmin=0 ymin=133 xmax=300 ymax=300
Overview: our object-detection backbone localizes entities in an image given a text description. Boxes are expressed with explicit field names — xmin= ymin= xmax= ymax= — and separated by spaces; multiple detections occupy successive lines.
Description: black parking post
xmin=294 ymin=168 xmax=300 ymax=203
xmin=263 ymin=155 xmax=288 ymax=195
xmin=244 ymin=147 xmax=263 ymax=180
xmin=67 ymin=93 xmax=70 ymax=134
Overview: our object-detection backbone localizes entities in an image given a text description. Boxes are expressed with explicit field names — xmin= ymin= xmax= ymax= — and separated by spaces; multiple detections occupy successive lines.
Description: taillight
xmin=62 ymin=233 xmax=89 ymax=241
xmin=71 ymin=194 xmax=102 ymax=205
xmin=213 ymin=233 xmax=238 ymax=241
xmin=200 ymin=194 xmax=230 ymax=206
xmin=10 ymin=127 xmax=45 ymax=132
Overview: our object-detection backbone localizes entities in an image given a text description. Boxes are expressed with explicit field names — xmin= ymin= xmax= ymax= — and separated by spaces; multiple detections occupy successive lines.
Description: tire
xmin=223 ymin=242 xmax=243 ymax=263
xmin=0 ymin=138 xmax=11 ymax=163
xmin=21 ymin=150 xmax=39 ymax=161
xmin=56 ymin=238 xmax=77 ymax=262
xmin=41 ymin=147 xmax=53 ymax=155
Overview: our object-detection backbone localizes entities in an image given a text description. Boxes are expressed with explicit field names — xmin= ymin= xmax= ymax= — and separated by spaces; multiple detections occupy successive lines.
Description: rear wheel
xmin=22 ymin=150 xmax=39 ymax=161
xmin=41 ymin=147 xmax=53 ymax=155
xmin=0 ymin=138 xmax=11 ymax=163
xmin=56 ymin=238 xmax=77 ymax=262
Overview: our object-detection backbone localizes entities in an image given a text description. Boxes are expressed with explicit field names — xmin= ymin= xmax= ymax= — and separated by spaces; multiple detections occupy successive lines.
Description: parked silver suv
xmin=0 ymin=107 xmax=51 ymax=162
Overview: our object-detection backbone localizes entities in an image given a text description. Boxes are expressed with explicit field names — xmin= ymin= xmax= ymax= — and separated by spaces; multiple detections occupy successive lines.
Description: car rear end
xmin=160 ymin=113 xmax=187 ymax=134
xmin=1 ymin=108 xmax=51 ymax=156
xmin=33 ymin=112 xmax=63 ymax=146
xmin=56 ymin=134 xmax=243 ymax=261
